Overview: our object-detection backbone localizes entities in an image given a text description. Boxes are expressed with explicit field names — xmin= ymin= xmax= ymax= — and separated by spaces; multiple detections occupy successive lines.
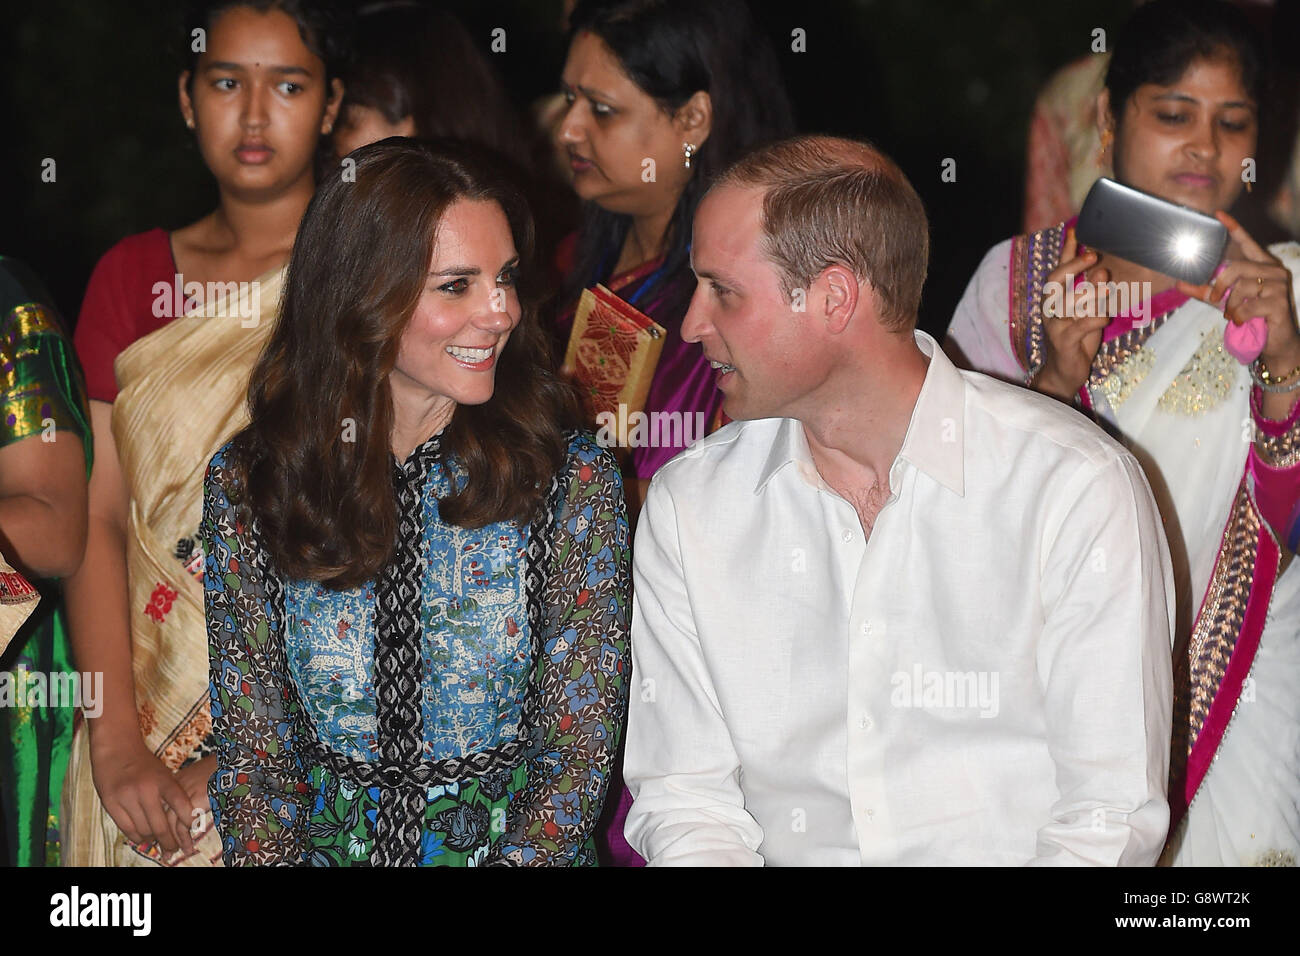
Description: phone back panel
xmin=1075 ymin=177 xmax=1227 ymax=285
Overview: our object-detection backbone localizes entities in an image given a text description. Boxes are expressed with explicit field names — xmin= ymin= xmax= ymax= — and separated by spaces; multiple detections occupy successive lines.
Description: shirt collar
xmin=754 ymin=330 xmax=966 ymax=497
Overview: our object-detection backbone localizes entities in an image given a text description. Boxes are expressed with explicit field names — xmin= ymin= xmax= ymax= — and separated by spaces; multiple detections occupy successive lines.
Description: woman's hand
xmin=89 ymin=733 xmax=197 ymax=857
xmin=1035 ymin=227 xmax=1113 ymax=401
xmin=1177 ymin=211 xmax=1300 ymax=374
xmin=160 ymin=755 xmax=219 ymax=862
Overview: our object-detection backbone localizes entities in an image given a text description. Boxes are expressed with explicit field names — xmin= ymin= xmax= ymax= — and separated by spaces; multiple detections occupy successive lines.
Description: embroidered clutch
xmin=562 ymin=284 xmax=666 ymax=431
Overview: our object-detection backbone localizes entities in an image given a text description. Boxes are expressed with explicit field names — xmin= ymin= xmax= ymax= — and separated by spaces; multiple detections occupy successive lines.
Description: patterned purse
xmin=561 ymin=284 xmax=666 ymax=442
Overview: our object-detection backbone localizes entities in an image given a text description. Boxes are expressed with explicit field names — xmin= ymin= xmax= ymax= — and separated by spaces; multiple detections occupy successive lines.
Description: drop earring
xmin=683 ymin=142 xmax=695 ymax=169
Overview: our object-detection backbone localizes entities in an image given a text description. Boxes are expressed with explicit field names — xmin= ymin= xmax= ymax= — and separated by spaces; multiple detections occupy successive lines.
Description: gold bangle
xmin=1253 ymin=356 xmax=1300 ymax=392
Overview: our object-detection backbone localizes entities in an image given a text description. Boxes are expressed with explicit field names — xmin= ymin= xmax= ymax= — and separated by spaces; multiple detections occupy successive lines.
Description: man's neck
xmin=800 ymin=335 xmax=930 ymax=531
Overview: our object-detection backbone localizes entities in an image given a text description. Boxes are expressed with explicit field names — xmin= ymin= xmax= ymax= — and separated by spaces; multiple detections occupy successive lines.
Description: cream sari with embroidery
xmin=949 ymin=232 xmax=1300 ymax=867
xmin=62 ymin=268 xmax=282 ymax=866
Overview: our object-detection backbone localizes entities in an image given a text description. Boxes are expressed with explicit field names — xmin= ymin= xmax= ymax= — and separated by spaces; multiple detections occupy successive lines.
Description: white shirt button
xmin=841 ymin=530 xmax=853 ymax=544
xmin=860 ymin=620 xmax=873 ymax=636
xmin=859 ymin=715 xmax=873 ymax=731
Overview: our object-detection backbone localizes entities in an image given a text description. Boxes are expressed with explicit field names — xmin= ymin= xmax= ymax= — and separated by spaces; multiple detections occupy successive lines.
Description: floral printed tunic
xmin=203 ymin=431 xmax=630 ymax=866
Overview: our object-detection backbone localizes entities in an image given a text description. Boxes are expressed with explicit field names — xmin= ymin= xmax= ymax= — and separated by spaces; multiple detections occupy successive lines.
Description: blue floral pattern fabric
xmin=280 ymin=456 xmax=532 ymax=763
xmin=203 ymin=432 xmax=630 ymax=866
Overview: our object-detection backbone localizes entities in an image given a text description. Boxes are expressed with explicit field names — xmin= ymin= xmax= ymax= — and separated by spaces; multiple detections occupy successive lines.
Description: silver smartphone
xmin=1074 ymin=177 xmax=1228 ymax=285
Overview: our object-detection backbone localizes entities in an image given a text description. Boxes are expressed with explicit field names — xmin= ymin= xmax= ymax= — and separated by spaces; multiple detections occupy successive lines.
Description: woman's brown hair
xmin=230 ymin=137 xmax=581 ymax=589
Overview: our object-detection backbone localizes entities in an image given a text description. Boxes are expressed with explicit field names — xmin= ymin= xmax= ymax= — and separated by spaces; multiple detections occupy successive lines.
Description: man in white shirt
xmin=623 ymin=135 xmax=1175 ymax=866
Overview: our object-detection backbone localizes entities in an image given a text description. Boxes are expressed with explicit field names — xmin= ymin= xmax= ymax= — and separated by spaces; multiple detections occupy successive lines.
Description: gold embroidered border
xmin=1009 ymin=224 xmax=1067 ymax=377
xmin=1088 ymin=313 xmax=1169 ymax=390
xmin=1183 ymin=480 xmax=1259 ymax=756
xmin=1257 ymin=419 xmax=1300 ymax=469
xmin=1009 ymin=234 xmax=1030 ymax=372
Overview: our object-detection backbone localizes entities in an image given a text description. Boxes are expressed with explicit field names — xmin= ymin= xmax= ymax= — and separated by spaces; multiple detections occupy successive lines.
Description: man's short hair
xmin=714 ymin=135 xmax=929 ymax=329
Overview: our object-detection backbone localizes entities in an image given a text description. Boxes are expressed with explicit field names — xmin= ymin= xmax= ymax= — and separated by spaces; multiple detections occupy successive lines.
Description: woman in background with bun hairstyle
xmin=554 ymin=0 xmax=794 ymax=866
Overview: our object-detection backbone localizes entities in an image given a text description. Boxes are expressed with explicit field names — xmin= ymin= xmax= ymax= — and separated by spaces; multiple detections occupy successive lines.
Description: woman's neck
xmin=614 ymin=205 xmax=676 ymax=275
xmin=209 ymin=179 xmax=316 ymax=261
xmin=389 ymin=384 xmax=455 ymax=462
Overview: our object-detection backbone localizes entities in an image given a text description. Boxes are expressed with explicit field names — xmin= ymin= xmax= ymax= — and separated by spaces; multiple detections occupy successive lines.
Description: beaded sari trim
xmin=1170 ymin=475 xmax=1280 ymax=824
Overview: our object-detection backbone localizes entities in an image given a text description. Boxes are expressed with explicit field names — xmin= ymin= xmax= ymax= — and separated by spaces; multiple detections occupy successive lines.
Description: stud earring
xmin=683 ymin=142 xmax=695 ymax=169
xmin=1096 ymin=128 xmax=1113 ymax=167
xmin=185 ymin=118 xmax=195 ymax=130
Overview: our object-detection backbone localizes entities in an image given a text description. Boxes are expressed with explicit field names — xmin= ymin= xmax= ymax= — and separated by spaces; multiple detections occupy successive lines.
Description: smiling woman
xmin=203 ymin=139 xmax=630 ymax=866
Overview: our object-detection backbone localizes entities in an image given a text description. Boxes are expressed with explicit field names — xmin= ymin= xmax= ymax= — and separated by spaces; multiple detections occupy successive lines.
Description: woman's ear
xmin=1095 ymin=88 xmax=1114 ymax=143
xmin=323 ymin=78 xmax=345 ymax=135
xmin=178 ymin=71 xmax=196 ymax=129
xmin=675 ymin=90 xmax=713 ymax=152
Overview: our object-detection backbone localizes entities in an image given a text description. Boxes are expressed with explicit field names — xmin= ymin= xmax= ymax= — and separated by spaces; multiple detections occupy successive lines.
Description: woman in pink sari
xmin=947 ymin=0 xmax=1299 ymax=866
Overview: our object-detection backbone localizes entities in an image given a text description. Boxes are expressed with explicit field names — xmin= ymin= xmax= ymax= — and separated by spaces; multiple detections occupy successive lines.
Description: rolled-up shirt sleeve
xmin=623 ymin=474 xmax=765 ymax=866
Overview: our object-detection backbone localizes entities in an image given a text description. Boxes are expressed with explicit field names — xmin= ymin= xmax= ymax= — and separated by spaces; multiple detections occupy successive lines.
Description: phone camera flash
xmin=1172 ymin=233 xmax=1201 ymax=260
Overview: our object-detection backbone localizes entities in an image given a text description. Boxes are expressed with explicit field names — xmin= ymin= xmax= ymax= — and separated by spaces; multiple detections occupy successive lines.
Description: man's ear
xmin=819 ymin=265 xmax=860 ymax=335
xmin=675 ymin=90 xmax=713 ymax=152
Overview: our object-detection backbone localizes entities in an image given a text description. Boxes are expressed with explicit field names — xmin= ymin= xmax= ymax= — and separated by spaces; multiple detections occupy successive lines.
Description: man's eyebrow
xmin=202 ymin=62 xmax=314 ymax=77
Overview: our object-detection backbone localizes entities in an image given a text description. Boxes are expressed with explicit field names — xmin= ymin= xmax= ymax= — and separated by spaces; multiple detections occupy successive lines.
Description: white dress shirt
xmin=624 ymin=331 xmax=1174 ymax=866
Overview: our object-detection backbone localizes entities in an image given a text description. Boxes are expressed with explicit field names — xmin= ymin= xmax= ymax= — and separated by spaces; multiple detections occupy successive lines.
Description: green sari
xmin=0 ymin=256 xmax=92 ymax=867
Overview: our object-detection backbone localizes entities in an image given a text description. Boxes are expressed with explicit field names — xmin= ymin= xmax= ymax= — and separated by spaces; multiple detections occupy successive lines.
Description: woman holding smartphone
xmin=946 ymin=0 xmax=1300 ymax=866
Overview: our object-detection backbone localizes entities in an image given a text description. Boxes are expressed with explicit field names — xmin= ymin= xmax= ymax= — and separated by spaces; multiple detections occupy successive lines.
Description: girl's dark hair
xmin=1105 ymin=0 xmax=1266 ymax=114
xmin=563 ymin=0 xmax=795 ymax=301
xmin=341 ymin=3 xmax=523 ymax=162
xmin=182 ymin=0 xmax=352 ymax=90
xmin=230 ymin=138 xmax=581 ymax=589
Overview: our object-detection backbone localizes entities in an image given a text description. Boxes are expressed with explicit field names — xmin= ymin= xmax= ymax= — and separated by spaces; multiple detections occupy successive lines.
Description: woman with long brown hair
xmin=204 ymin=138 xmax=630 ymax=866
